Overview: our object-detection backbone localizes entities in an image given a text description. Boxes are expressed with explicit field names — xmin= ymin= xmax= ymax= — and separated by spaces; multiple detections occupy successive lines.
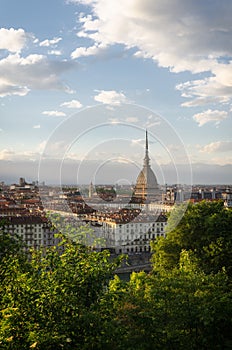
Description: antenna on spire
xmin=146 ymin=129 xmax=148 ymax=152
xmin=144 ymin=129 xmax=150 ymax=164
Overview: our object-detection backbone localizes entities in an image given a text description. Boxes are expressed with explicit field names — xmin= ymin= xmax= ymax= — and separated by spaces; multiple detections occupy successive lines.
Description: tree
xmin=151 ymin=201 xmax=232 ymax=276
xmin=104 ymin=253 xmax=232 ymax=349
xmin=0 ymin=233 xmax=122 ymax=349
xmin=1 ymin=202 xmax=232 ymax=349
xmin=0 ymin=219 xmax=26 ymax=263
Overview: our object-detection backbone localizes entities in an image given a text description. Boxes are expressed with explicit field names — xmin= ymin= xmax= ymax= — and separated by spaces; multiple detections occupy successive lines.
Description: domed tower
xmin=133 ymin=130 xmax=160 ymax=203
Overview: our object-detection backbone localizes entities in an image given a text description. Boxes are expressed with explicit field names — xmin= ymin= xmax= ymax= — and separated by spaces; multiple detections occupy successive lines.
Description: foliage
xmin=105 ymin=262 xmax=232 ymax=350
xmin=1 ymin=201 xmax=232 ymax=349
xmin=0 ymin=223 xmax=27 ymax=278
xmin=0 ymin=234 xmax=122 ymax=349
xmin=151 ymin=201 xmax=232 ymax=275
xmin=47 ymin=211 xmax=106 ymax=248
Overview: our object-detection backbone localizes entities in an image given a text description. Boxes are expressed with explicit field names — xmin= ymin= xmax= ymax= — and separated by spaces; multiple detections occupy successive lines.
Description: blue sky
xmin=0 ymin=0 xmax=232 ymax=185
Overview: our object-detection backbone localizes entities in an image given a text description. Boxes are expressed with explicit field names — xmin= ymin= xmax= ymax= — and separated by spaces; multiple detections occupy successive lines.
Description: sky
xmin=0 ymin=0 xmax=232 ymax=185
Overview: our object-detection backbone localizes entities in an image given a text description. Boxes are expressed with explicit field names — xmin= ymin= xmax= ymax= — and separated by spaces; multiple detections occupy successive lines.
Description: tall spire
xmin=146 ymin=129 xmax=148 ymax=153
xmin=144 ymin=129 xmax=150 ymax=165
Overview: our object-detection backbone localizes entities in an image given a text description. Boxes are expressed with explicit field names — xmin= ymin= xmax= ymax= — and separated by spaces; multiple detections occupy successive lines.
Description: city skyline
xmin=0 ymin=0 xmax=232 ymax=185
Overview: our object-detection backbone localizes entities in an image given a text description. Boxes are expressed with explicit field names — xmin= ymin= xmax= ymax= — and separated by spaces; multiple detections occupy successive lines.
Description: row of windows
xmin=6 ymin=224 xmax=43 ymax=228
xmin=18 ymin=233 xmax=55 ymax=239
xmin=27 ymin=240 xmax=57 ymax=246
xmin=118 ymin=232 xmax=164 ymax=242
xmin=118 ymin=246 xmax=151 ymax=253
xmin=7 ymin=228 xmax=43 ymax=234
xmin=106 ymin=222 xmax=167 ymax=230
xmin=117 ymin=225 xmax=166 ymax=233
xmin=121 ymin=227 xmax=164 ymax=234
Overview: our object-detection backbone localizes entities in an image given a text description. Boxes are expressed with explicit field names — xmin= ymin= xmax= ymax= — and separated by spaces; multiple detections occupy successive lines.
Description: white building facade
xmin=2 ymin=216 xmax=60 ymax=250
xmin=96 ymin=214 xmax=167 ymax=254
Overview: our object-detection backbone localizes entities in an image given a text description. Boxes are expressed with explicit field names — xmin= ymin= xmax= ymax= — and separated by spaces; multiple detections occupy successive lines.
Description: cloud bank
xmin=0 ymin=28 xmax=77 ymax=97
xmin=70 ymin=0 xmax=232 ymax=110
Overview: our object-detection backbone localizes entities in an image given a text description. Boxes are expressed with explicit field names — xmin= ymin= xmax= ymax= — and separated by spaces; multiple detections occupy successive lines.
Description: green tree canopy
xmin=105 ymin=264 xmax=232 ymax=350
xmin=0 ymin=234 xmax=122 ymax=349
xmin=151 ymin=201 xmax=232 ymax=276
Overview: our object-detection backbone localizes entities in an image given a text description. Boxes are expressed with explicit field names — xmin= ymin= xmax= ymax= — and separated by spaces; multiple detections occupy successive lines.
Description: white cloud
xmin=33 ymin=124 xmax=41 ymax=129
xmin=200 ymin=141 xmax=232 ymax=153
xmin=0 ymin=28 xmax=27 ymax=53
xmin=71 ymin=43 xmax=106 ymax=59
xmin=131 ymin=138 xmax=144 ymax=146
xmin=0 ymin=84 xmax=29 ymax=97
xmin=60 ymin=99 xmax=82 ymax=108
xmin=39 ymin=37 xmax=62 ymax=47
xmin=70 ymin=0 xmax=232 ymax=107
xmin=94 ymin=90 xmax=129 ymax=105
xmin=72 ymin=0 xmax=232 ymax=71
xmin=0 ymin=149 xmax=15 ymax=160
xmin=0 ymin=53 xmax=76 ymax=97
xmin=177 ymin=65 xmax=232 ymax=107
xmin=42 ymin=110 xmax=66 ymax=117
xmin=48 ymin=50 xmax=62 ymax=56
xmin=181 ymin=97 xmax=224 ymax=108
xmin=193 ymin=109 xmax=228 ymax=127
xmin=0 ymin=148 xmax=42 ymax=161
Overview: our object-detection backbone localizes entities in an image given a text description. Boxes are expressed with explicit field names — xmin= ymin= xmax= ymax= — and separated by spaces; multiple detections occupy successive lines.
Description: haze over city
xmin=0 ymin=0 xmax=232 ymax=185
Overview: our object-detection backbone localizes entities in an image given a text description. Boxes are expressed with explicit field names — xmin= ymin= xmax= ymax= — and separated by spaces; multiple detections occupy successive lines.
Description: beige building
xmin=98 ymin=213 xmax=167 ymax=254
xmin=2 ymin=216 xmax=60 ymax=250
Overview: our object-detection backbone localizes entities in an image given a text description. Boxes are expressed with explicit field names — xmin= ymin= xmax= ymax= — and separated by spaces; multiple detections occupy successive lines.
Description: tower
xmin=132 ymin=130 xmax=160 ymax=203
xmin=19 ymin=177 xmax=26 ymax=187
xmin=89 ymin=181 xmax=94 ymax=198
